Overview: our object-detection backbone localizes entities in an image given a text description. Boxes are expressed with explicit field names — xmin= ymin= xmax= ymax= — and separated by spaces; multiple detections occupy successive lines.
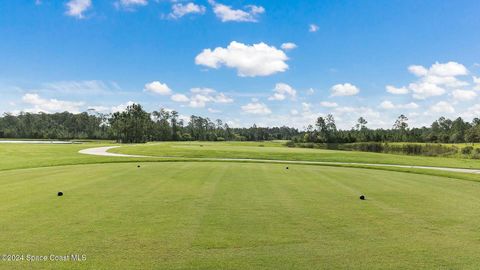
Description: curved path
xmin=79 ymin=146 xmax=480 ymax=174
xmin=79 ymin=146 xmax=150 ymax=158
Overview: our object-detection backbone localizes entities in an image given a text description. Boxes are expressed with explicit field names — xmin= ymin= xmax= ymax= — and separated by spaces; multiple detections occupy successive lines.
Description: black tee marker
xmin=137 ymin=165 xmax=141 ymax=168
xmin=57 ymin=192 xmax=63 ymax=197
xmin=286 ymin=167 xmax=289 ymax=170
xmin=360 ymin=195 xmax=365 ymax=200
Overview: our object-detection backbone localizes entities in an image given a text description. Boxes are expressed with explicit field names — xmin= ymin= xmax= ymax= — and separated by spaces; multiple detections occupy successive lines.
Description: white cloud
xmin=333 ymin=106 xmax=385 ymax=129
xmin=307 ymin=88 xmax=315 ymax=95
xmin=22 ymin=93 xmax=85 ymax=113
xmin=114 ymin=0 xmax=147 ymax=10
xmin=171 ymin=88 xmax=233 ymax=108
xmin=320 ymin=101 xmax=338 ymax=108
xmin=409 ymin=62 xmax=468 ymax=80
xmin=330 ymin=83 xmax=359 ymax=96
xmin=110 ymin=101 xmax=136 ymax=113
xmin=380 ymin=100 xmax=419 ymax=110
xmin=65 ymin=0 xmax=92 ymax=19
xmin=190 ymin=88 xmax=215 ymax=95
xmin=428 ymin=61 xmax=468 ymax=77
xmin=309 ymin=24 xmax=319 ymax=32
xmin=409 ymin=82 xmax=445 ymax=100
xmin=429 ymin=101 xmax=455 ymax=114
xmin=189 ymin=94 xmax=212 ymax=108
xmin=408 ymin=65 xmax=428 ymax=77
xmin=268 ymin=83 xmax=296 ymax=101
xmin=406 ymin=62 xmax=470 ymax=99
xmin=290 ymin=109 xmax=299 ymax=115
xmin=402 ymin=102 xmax=420 ymax=109
xmin=281 ymin=42 xmax=297 ymax=51
xmin=241 ymin=101 xmax=271 ymax=115
xmin=474 ymin=76 xmax=480 ymax=91
xmin=460 ymin=104 xmax=480 ymax=119
xmin=171 ymin=94 xmax=189 ymax=102
xmin=379 ymin=100 xmax=395 ymax=109
xmin=42 ymin=80 xmax=118 ymax=94
xmin=195 ymin=41 xmax=289 ymax=77
xmin=207 ymin=108 xmax=221 ymax=113
xmin=214 ymin=92 xmax=234 ymax=103
xmin=168 ymin=2 xmax=206 ymax=19
xmin=452 ymin=89 xmax=477 ymax=101
xmin=302 ymin=102 xmax=311 ymax=112
xmin=386 ymin=85 xmax=409 ymax=95
xmin=144 ymin=81 xmax=172 ymax=95
xmin=209 ymin=0 xmax=264 ymax=22
xmin=88 ymin=101 xmax=139 ymax=114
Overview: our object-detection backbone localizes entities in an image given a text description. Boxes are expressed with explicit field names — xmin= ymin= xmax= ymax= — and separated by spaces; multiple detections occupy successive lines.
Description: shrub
xmin=462 ymin=146 xmax=474 ymax=155
xmin=285 ymin=141 xmax=295 ymax=147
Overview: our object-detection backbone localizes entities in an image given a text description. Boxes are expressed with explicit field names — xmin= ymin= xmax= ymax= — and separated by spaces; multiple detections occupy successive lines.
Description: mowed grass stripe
xmin=113 ymin=141 xmax=480 ymax=169
xmin=2 ymin=162 xmax=480 ymax=269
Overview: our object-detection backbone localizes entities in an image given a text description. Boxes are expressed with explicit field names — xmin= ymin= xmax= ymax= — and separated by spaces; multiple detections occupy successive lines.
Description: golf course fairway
xmin=2 ymin=161 xmax=480 ymax=269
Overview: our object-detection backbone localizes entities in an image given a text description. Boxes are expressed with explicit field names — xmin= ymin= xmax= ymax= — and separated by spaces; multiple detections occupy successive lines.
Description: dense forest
xmin=1 ymin=104 xmax=480 ymax=145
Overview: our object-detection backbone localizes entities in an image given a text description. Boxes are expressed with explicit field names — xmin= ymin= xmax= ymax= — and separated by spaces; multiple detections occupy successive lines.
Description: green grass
xmin=2 ymin=141 xmax=480 ymax=268
xmin=111 ymin=141 xmax=480 ymax=169
xmin=2 ymin=162 xmax=480 ymax=269
xmin=0 ymin=142 xmax=136 ymax=171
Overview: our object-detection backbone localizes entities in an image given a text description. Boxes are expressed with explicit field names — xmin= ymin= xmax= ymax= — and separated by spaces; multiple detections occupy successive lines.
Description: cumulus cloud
xmin=379 ymin=100 xmax=395 ymax=110
xmin=168 ymin=2 xmax=206 ymax=19
xmin=380 ymin=101 xmax=419 ymax=110
xmin=22 ymin=93 xmax=85 ymax=113
xmin=386 ymin=85 xmax=409 ymax=95
xmin=171 ymin=94 xmax=189 ymax=102
xmin=195 ymin=41 xmax=289 ymax=77
xmin=451 ymin=89 xmax=477 ymax=101
xmin=208 ymin=0 xmax=264 ymax=22
xmin=171 ymin=88 xmax=233 ymax=108
xmin=241 ymin=100 xmax=271 ymax=115
xmin=114 ymin=0 xmax=147 ymax=10
xmin=268 ymin=83 xmax=296 ymax=101
xmin=408 ymin=65 xmax=428 ymax=77
xmin=409 ymin=82 xmax=445 ymax=99
xmin=65 ymin=0 xmax=92 ymax=19
xmin=144 ymin=81 xmax=172 ymax=95
xmin=330 ymin=83 xmax=359 ymax=96
xmin=405 ymin=62 xmax=470 ymax=99
xmin=320 ymin=101 xmax=338 ymax=108
xmin=429 ymin=101 xmax=455 ymax=114
xmin=214 ymin=92 xmax=234 ymax=103
xmin=281 ymin=42 xmax=297 ymax=51
xmin=309 ymin=24 xmax=319 ymax=32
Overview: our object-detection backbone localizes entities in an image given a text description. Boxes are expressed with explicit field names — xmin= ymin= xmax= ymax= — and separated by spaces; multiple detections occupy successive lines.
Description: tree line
xmin=295 ymin=114 xmax=480 ymax=144
xmin=1 ymin=104 xmax=479 ymax=144
xmin=0 ymin=104 xmax=298 ymax=142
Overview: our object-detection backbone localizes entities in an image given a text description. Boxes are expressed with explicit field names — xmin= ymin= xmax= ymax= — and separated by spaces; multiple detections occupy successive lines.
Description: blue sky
xmin=1 ymin=0 xmax=479 ymax=129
